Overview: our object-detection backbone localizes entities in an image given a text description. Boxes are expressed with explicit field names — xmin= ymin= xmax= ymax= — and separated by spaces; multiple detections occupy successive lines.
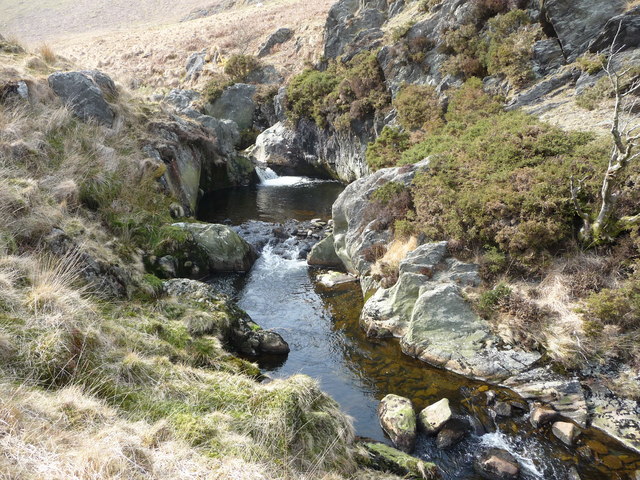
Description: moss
xmin=362 ymin=442 xmax=438 ymax=479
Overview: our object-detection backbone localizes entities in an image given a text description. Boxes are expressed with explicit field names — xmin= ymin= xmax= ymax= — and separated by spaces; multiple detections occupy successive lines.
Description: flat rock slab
xmin=316 ymin=271 xmax=358 ymax=288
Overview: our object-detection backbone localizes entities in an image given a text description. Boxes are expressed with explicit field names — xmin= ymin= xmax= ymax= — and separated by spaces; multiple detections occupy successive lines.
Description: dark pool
xmin=203 ymin=175 xmax=640 ymax=480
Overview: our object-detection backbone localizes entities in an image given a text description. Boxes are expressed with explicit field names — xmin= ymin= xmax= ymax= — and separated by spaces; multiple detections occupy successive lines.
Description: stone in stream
xmin=474 ymin=448 xmax=520 ymax=480
xmin=307 ymin=233 xmax=344 ymax=268
xmin=377 ymin=394 xmax=417 ymax=453
xmin=316 ymin=271 xmax=358 ymax=289
xmin=530 ymin=405 xmax=559 ymax=428
xmin=435 ymin=417 xmax=469 ymax=449
xmin=493 ymin=401 xmax=512 ymax=419
xmin=418 ymin=398 xmax=452 ymax=435
xmin=568 ymin=466 xmax=582 ymax=480
xmin=361 ymin=442 xmax=439 ymax=480
xmin=552 ymin=421 xmax=582 ymax=447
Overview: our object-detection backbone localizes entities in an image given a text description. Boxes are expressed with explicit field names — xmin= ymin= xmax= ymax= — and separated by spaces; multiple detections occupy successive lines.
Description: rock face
xmin=474 ymin=448 xmax=520 ymax=480
xmin=204 ymin=83 xmax=257 ymax=131
xmin=48 ymin=71 xmax=117 ymax=126
xmin=541 ymin=0 xmax=626 ymax=61
xmin=172 ymin=223 xmax=257 ymax=273
xmin=257 ymin=28 xmax=294 ymax=57
xmin=307 ymin=234 xmax=344 ymax=268
xmin=588 ymin=6 xmax=640 ymax=54
xmin=418 ymin=398 xmax=452 ymax=435
xmin=377 ymin=394 xmax=417 ymax=453
xmin=163 ymin=278 xmax=289 ymax=356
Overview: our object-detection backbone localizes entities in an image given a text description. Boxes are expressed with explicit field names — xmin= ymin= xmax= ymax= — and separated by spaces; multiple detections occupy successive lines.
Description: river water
xmin=199 ymin=174 xmax=640 ymax=480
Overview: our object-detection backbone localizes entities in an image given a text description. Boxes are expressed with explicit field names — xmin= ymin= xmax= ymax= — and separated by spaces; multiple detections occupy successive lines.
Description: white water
xmin=255 ymin=166 xmax=279 ymax=183
xmin=255 ymin=165 xmax=329 ymax=187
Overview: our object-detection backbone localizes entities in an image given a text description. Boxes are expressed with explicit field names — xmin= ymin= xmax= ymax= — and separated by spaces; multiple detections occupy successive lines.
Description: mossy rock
xmin=361 ymin=442 xmax=439 ymax=479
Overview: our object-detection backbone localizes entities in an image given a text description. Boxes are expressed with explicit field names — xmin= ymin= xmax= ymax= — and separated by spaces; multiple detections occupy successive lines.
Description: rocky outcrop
xmin=541 ymin=0 xmax=626 ymax=62
xmin=204 ymin=83 xmax=257 ymax=131
xmin=588 ymin=6 xmax=640 ymax=54
xmin=185 ymin=51 xmax=206 ymax=82
xmin=172 ymin=222 xmax=257 ymax=273
xmin=48 ymin=71 xmax=117 ymax=127
xmin=257 ymin=28 xmax=294 ymax=57
xmin=377 ymin=394 xmax=417 ymax=453
xmin=163 ymin=278 xmax=289 ymax=356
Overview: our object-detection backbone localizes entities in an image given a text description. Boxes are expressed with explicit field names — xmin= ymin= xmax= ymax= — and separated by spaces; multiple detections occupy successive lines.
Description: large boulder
xmin=48 ymin=70 xmax=117 ymax=126
xmin=204 ymin=83 xmax=257 ymax=131
xmin=257 ymin=27 xmax=294 ymax=57
xmin=474 ymin=448 xmax=520 ymax=480
xmin=377 ymin=394 xmax=417 ymax=453
xmin=172 ymin=222 xmax=257 ymax=273
xmin=541 ymin=0 xmax=626 ymax=61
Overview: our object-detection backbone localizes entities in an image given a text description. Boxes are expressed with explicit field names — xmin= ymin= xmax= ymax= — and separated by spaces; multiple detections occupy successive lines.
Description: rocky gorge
xmin=2 ymin=0 xmax=640 ymax=479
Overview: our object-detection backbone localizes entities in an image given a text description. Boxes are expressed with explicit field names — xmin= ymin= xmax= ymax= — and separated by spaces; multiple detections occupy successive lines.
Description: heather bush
xmin=394 ymin=84 xmax=444 ymax=131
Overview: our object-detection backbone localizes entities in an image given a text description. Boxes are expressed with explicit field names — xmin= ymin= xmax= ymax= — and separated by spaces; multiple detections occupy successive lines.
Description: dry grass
xmin=38 ymin=44 xmax=56 ymax=64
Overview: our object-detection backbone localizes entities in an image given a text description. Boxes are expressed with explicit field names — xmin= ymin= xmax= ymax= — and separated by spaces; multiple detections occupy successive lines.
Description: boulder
xmin=257 ymin=28 xmax=294 ymax=57
xmin=493 ymin=401 xmax=513 ymax=419
xmin=418 ymin=398 xmax=452 ymax=435
xmin=541 ymin=0 xmax=625 ymax=61
xmin=172 ymin=222 xmax=257 ymax=273
xmin=377 ymin=394 xmax=417 ymax=453
xmin=48 ymin=70 xmax=117 ymax=126
xmin=474 ymin=448 xmax=520 ymax=480
xmin=245 ymin=64 xmax=283 ymax=85
xmin=362 ymin=442 xmax=439 ymax=479
xmin=435 ymin=417 xmax=468 ymax=449
xmin=588 ymin=6 xmax=640 ymax=54
xmin=204 ymin=83 xmax=257 ymax=131
xmin=164 ymin=89 xmax=201 ymax=111
xmin=552 ymin=421 xmax=581 ymax=447
xmin=307 ymin=234 xmax=344 ymax=268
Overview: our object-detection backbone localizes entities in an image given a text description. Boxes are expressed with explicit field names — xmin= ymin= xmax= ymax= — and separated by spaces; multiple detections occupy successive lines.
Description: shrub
xmin=365 ymin=182 xmax=414 ymax=232
xmin=476 ymin=283 xmax=512 ymax=317
xmin=202 ymin=75 xmax=233 ymax=104
xmin=583 ymin=274 xmax=640 ymax=331
xmin=576 ymin=53 xmax=606 ymax=75
xmin=224 ymin=55 xmax=260 ymax=82
xmin=366 ymin=127 xmax=411 ymax=171
xmin=394 ymin=84 xmax=444 ymax=131
xmin=286 ymin=69 xmax=340 ymax=126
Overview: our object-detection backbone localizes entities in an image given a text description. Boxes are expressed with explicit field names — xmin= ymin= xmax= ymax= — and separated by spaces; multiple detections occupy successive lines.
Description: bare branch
xmin=570 ymin=175 xmax=591 ymax=223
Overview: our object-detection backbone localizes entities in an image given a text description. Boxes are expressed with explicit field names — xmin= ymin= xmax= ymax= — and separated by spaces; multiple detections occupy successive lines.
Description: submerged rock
xmin=474 ymin=448 xmax=520 ymax=480
xmin=418 ymin=398 xmax=452 ymax=435
xmin=48 ymin=70 xmax=117 ymax=126
xmin=316 ymin=271 xmax=358 ymax=289
xmin=378 ymin=394 xmax=417 ymax=453
xmin=435 ymin=417 xmax=469 ymax=449
xmin=173 ymin=222 xmax=257 ymax=273
xmin=361 ymin=442 xmax=439 ymax=479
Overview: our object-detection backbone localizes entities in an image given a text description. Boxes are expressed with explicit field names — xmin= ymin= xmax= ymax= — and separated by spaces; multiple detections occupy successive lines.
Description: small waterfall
xmin=255 ymin=166 xmax=279 ymax=183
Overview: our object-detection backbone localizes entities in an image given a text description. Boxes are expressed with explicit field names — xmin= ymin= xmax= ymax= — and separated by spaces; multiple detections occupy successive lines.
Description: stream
xmin=198 ymin=171 xmax=640 ymax=480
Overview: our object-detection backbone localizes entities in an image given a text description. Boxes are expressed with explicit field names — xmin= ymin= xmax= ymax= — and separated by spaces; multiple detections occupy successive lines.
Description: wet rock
xmin=172 ymin=222 xmax=257 ymax=273
xmin=568 ymin=466 xmax=582 ymax=480
xmin=541 ymin=0 xmax=625 ymax=61
xmin=316 ymin=271 xmax=358 ymax=289
xmin=436 ymin=417 xmax=468 ymax=449
xmin=361 ymin=442 xmax=439 ymax=479
xmin=493 ymin=401 xmax=512 ymax=419
xmin=503 ymin=367 xmax=588 ymax=427
xmin=252 ymin=328 xmax=290 ymax=355
xmin=474 ymin=448 xmax=520 ymax=480
xmin=307 ymin=234 xmax=344 ymax=268
xmin=418 ymin=398 xmax=452 ymax=435
xmin=529 ymin=406 xmax=559 ymax=428
xmin=48 ymin=70 xmax=117 ymax=126
xmin=204 ymin=83 xmax=257 ymax=131
xmin=257 ymin=28 xmax=294 ymax=57
xmin=377 ymin=394 xmax=417 ymax=453
xmin=552 ymin=421 xmax=581 ymax=447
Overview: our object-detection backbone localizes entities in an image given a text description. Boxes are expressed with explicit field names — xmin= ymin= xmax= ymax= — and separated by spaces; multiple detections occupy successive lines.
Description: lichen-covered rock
xmin=418 ymin=398 xmax=452 ymax=435
xmin=361 ymin=442 xmax=439 ymax=479
xmin=185 ymin=51 xmax=206 ymax=82
xmin=204 ymin=83 xmax=257 ymax=131
xmin=307 ymin=234 xmax=344 ymax=268
xmin=377 ymin=394 xmax=417 ymax=453
xmin=172 ymin=222 xmax=257 ymax=273
xmin=474 ymin=448 xmax=520 ymax=480
xmin=48 ymin=70 xmax=117 ymax=126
